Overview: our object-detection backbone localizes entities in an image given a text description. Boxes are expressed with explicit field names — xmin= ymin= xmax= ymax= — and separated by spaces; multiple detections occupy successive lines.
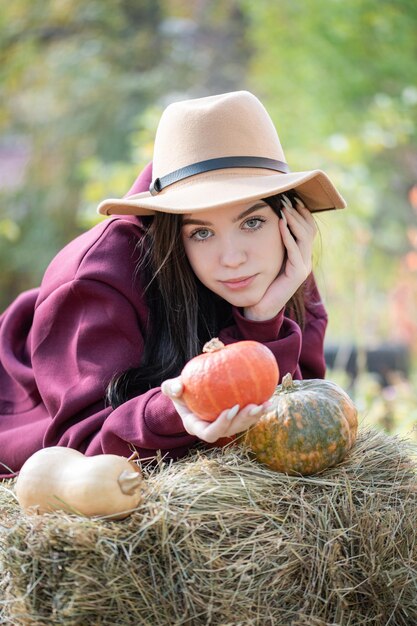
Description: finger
xmin=294 ymin=196 xmax=315 ymax=220
xmin=181 ymin=411 xmax=206 ymax=437
xmin=200 ymin=400 xmax=276 ymax=441
xmin=172 ymin=398 xmax=208 ymax=436
xmin=214 ymin=403 xmax=270 ymax=438
xmin=282 ymin=194 xmax=316 ymax=227
xmin=283 ymin=194 xmax=312 ymax=220
xmin=280 ymin=211 xmax=315 ymax=271
xmin=161 ymin=377 xmax=183 ymax=398
xmin=286 ymin=213 xmax=316 ymax=264
xmin=228 ymin=404 xmax=267 ymax=433
xmin=198 ymin=404 xmax=242 ymax=442
xmin=279 ymin=213 xmax=303 ymax=256
xmin=179 ymin=404 xmax=240 ymax=442
xmin=282 ymin=204 xmax=317 ymax=239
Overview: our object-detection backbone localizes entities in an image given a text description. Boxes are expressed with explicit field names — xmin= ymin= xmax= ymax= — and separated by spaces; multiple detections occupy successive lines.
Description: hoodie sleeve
xmin=32 ymin=274 xmax=197 ymax=460
xmin=298 ymin=273 xmax=328 ymax=379
xmin=33 ymin=163 xmax=198 ymax=461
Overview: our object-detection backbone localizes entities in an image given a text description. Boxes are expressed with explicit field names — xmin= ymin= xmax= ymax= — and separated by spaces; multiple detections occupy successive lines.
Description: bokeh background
xmin=1 ymin=0 xmax=417 ymax=439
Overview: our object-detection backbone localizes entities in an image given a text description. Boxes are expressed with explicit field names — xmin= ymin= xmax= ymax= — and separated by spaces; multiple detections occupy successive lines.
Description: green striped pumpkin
xmin=244 ymin=373 xmax=358 ymax=476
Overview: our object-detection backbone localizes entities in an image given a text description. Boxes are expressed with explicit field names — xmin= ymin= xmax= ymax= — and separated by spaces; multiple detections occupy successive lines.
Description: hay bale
xmin=0 ymin=428 xmax=416 ymax=626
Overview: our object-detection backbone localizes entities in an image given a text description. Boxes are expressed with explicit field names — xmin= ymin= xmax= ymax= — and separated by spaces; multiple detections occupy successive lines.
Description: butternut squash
xmin=15 ymin=447 xmax=145 ymax=519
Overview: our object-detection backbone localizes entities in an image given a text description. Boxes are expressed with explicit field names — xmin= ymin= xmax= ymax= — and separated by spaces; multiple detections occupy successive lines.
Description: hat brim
xmin=97 ymin=168 xmax=346 ymax=216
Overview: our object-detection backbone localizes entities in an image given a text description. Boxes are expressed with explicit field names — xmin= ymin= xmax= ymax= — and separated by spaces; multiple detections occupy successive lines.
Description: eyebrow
xmin=181 ymin=202 xmax=268 ymax=226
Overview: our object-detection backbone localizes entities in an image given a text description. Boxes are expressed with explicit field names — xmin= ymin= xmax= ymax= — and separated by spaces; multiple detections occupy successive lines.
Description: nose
xmin=219 ymin=241 xmax=247 ymax=268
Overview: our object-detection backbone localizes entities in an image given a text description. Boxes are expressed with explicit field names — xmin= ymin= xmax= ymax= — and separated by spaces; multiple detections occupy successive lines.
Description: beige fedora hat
xmin=97 ymin=90 xmax=346 ymax=216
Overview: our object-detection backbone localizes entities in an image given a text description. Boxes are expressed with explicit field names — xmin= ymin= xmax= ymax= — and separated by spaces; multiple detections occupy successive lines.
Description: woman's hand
xmin=161 ymin=376 xmax=272 ymax=443
xmin=244 ymin=196 xmax=317 ymax=321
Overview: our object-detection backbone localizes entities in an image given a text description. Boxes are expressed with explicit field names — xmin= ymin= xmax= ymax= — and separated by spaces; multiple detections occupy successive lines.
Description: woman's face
xmin=181 ymin=200 xmax=285 ymax=308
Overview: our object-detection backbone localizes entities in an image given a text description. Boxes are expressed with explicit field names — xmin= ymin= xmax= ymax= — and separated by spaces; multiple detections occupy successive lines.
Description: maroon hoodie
xmin=0 ymin=165 xmax=327 ymax=477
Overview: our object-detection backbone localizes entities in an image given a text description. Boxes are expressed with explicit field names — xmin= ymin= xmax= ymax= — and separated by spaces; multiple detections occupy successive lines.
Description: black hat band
xmin=149 ymin=156 xmax=290 ymax=196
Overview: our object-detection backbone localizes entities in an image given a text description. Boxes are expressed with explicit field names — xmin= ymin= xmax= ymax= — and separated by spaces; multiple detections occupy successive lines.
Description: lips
xmin=220 ymin=274 xmax=257 ymax=289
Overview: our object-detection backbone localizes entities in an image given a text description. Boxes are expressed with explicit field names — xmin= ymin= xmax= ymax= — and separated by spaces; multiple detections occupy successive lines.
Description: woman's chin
xmin=222 ymin=292 xmax=263 ymax=309
xmin=211 ymin=281 xmax=269 ymax=308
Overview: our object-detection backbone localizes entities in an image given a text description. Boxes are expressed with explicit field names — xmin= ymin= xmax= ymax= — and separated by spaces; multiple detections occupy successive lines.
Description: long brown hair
xmin=107 ymin=190 xmax=306 ymax=408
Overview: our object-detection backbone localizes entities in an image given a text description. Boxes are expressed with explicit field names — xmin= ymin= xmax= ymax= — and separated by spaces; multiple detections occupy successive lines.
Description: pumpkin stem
xmin=117 ymin=470 xmax=143 ymax=496
xmin=202 ymin=337 xmax=225 ymax=353
xmin=282 ymin=373 xmax=294 ymax=390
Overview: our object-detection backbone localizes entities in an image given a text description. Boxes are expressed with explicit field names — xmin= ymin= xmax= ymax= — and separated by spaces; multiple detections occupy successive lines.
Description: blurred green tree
xmin=242 ymin=0 xmax=417 ymax=351
xmin=0 ymin=0 xmax=252 ymax=309
xmin=0 ymin=0 xmax=167 ymax=305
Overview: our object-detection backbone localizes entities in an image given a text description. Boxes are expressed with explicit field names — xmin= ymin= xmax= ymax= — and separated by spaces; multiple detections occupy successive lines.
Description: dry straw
xmin=1 ymin=428 xmax=416 ymax=625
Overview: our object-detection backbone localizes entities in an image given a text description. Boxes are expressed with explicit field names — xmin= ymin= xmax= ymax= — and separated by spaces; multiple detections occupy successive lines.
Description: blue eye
xmin=243 ymin=217 xmax=265 ymax=230
xmin=191 ymin=228 xmax=212 ymax=241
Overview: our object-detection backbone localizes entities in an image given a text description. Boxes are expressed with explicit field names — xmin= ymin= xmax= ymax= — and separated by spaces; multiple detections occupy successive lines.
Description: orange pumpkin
xmin=244 ymin=373 xmax=358 ymax=475
xmin=181 ymin=338 xmax=279 ymax=421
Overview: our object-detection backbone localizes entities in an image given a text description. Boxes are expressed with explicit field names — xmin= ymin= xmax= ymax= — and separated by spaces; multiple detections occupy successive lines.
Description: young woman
xmin=0 ymin=91 xmax=346 ymax=477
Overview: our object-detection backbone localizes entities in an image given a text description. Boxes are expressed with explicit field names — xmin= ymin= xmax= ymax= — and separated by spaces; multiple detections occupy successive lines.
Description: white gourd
xmin=15 ymin=447 xmax=145 ymax=519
